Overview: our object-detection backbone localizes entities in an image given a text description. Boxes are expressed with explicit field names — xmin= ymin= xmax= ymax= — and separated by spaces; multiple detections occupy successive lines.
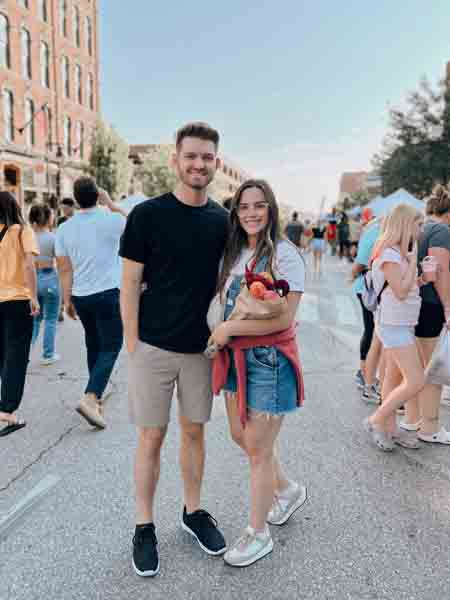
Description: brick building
xmin=0 ymin=0 xmax=99 ymax=207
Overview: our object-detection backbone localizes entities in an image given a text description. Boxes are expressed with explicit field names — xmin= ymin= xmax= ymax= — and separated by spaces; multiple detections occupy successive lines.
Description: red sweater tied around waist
xmin=212 ymin=325 xmax=304 ymax=426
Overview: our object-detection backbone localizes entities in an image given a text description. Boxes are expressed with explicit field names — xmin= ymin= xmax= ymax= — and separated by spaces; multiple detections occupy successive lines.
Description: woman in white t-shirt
xmin=364 ymin=204 xmax=424 ymax=451
xmin=209 ymin=180 xmax=306 ymax=567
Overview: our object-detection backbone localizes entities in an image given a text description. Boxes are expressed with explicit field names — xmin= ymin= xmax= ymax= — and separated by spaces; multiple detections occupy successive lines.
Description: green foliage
xmin=133 ymin=147 xmax=178 ymax=198
xmin=374 ymin=77 xmax=450 ymax=197
xmin=87 ymin=121 xmax=132 ymax=198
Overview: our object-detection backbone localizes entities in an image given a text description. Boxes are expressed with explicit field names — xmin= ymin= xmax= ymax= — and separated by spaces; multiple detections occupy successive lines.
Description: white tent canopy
xmin=368 ymin=189 xmax=425 ymax=217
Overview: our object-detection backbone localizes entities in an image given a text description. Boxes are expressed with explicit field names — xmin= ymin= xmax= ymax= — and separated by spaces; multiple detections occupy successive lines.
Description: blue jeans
xmin=72 ymin=288 xmax=123 ymax=399
xmin=32 ymin=269 xmax=61 ymax=359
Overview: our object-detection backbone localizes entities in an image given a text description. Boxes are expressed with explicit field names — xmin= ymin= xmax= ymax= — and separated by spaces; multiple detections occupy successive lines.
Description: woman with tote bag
xmin=0 ymin=192 xmax=40 ymax=437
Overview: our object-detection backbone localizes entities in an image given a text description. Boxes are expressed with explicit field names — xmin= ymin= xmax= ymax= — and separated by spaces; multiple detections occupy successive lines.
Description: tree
xmin=373 ymin=77 xmax=450 ymax=196
xmin=133 ymin=146 xmax=178 ymax=197
xmin=87 ymin=120 xmax=132 ymax=198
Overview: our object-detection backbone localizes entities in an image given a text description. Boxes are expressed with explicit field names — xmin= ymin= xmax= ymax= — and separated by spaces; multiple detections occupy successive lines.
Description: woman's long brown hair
xmin=217 ymin=179 xmax=283 ymax=297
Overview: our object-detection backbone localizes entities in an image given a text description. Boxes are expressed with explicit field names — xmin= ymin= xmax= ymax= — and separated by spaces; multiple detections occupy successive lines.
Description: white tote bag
xmin=425 ymin=329 xmax=450 ymax=386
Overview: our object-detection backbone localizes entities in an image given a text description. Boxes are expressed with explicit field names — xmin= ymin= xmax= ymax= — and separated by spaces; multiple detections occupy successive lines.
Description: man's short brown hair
xmin=175 ymin=122 xmax=220 ymax=151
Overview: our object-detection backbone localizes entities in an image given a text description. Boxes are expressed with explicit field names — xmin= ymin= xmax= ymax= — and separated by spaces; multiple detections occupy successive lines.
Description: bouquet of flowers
xmin=205 ymin=267 xmax=290 ymax=358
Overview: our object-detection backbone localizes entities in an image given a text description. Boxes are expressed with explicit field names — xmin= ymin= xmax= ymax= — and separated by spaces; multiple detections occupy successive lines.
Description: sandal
xmin=363 ymin=418 xmax=394 ymax=452
xmin=392 ymin=430 xmax=420 ymax=449
xmin=0 ymin=418 xmax=27 ymax=438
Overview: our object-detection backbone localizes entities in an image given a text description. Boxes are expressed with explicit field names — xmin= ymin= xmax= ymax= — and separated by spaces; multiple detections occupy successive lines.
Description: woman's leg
xmin=225 ymin=393 xmax=290 ymax=495
xmin=370 ymin=344 xmax=425 ymax=430
xmin=243 ymin=414 xmax=284 ymax=531
xmin=357 ymin=295 xmax=375 ymax=379
xmin=42 ymin=274 xmax=61 ymax=359
xmin=416 ymin=337 xmax=443 ymax=436
xmin=380 ymin=355 xmax=402 ymax=433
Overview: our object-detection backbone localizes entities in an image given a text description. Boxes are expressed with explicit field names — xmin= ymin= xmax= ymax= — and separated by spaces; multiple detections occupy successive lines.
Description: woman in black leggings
xmin=0 ymin=192 xmax=40 ymax=437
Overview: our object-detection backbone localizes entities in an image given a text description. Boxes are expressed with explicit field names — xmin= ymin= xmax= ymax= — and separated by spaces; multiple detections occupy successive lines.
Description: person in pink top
xmin=363 ymin=204 xmax=424 ymax=451
xmin=209 ymin=179 xmax=306 ymax=567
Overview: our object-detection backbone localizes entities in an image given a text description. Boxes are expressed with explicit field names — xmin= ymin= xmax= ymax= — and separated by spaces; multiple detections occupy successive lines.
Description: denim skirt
xmin=223 ymin=346 xmax=298 ymax=416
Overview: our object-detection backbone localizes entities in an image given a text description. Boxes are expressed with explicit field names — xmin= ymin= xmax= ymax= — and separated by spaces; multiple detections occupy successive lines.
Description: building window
xmin=85 ymin=16 xmax=92 ymax=56
xmin=44 ymin=105 xmax=52 ymax=145
xmin=75 ymin=64 xmax=82 ymax=104
xmin=3 ymin=89 xmax=14 ymax=142
xmin=21 ymin=28 xmax=32 ymax=79
xmin=18 ymin=0 xmax=29 ymax=8
xmin=61 ymin=56 xmax=70 ymax=98
xmin=38 ymin=0 xmax=48 ymax=22
xmin=25 ymin=98 xmax=35 ymax=147
xmin=75 ymin=121 xmax=84 ymax=159
xmin=72 ymin=6 xmax=80 ymax=47
xmin=40 ymin=41 xmax=50 ymax=88
xmin=64 ymin=115 xmax=71 ymax=156
xmin=0 ymin=14 xmax=10 ymax=69
xmin=59 ymin=0 xmax=67 ymax=37
xmin=87 ymin=73 xmax=94 ymax=110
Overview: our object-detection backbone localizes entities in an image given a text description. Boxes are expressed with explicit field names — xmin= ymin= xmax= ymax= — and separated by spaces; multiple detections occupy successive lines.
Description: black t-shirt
xmin=312 ymin=227 xmax=325 ymax=239
xmin=285 ymin=221 xmax=303 ymax=245
xmin=119 ymin=193 xmax=229 ymax=353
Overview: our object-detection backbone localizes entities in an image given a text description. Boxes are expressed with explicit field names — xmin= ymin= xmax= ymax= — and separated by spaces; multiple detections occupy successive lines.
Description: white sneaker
xmin=224 ymin=526 xmax=273 ymax=567
xmin=399 ymin=419 xmax=422 ymax=432
xmin=41 ymin=354 xmax=61 ymax=366
xmin=418 ymin=427 xmax=450 ymax=445
xmin=267 ymin=482 xmax=307 ymax=526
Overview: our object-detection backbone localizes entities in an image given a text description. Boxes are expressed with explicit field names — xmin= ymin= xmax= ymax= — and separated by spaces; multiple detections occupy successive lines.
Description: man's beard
xmin=181 ymin=171 xmax=214 ymax=191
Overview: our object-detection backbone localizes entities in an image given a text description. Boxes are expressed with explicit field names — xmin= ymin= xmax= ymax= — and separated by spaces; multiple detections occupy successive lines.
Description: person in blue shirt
xmin=56 ymin=177 xmax=127 ymax=429
xmin=350 ymin=216 xmax=382 ymax=400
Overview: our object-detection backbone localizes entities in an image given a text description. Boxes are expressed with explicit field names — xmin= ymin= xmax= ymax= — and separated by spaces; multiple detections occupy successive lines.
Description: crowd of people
xmin=1 ymin=120 xmax=450 ymax=579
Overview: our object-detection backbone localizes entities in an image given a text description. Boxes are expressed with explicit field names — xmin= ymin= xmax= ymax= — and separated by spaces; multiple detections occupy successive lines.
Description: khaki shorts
xmin=128 ymin=340 xmax=213 ymax=428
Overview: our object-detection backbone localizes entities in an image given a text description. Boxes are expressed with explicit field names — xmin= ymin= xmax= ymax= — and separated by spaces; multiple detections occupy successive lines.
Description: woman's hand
xmin=209 ymin=322 xmax=232 ymax=349
xmin=29 ymin=297 xmax=40 ymax=316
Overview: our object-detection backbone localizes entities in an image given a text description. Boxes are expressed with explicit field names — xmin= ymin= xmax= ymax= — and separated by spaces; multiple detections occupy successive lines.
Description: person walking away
xmin=326 ymin=217 xmax=337 ymax=256
xmin=285 ymin=211 xmax=303 ymax=249
xmin=57 ymin=198 xmax=75 ymax=227
xmin=209 ymin=179 xmax=305 ymax=567
xmin=348 ymin=217 xmax=362 ymax=262
xmin=402 ymin=185 xmax=450 ymax=443
xmin=363 ymin=204 xmax=424 ymax=451
xmin=0 ymin=192 xmax=40 ymax=437
xmin=120 ymin=123 xmax=229 ymax=578
xmin=350 ymin=215 xmax=382 ymax=399
xmin=56 ymin=178 xmax=126 ymax=430
xmin=337 ymin=212 xmax=350 ymax=260
xmin=310 ymin=220 xmax=327 ymax=277
xmin=29 ymin=204 xmax=61 ymax=365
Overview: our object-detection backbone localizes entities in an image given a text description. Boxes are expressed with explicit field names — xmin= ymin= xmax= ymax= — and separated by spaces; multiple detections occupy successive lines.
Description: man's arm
xmin=23 ymin=253 xmax=39 ymax=315
xmin=98 ymin=188 xmax=128 ymax=218
xmin=120 ymin=258 xmax=144 ymax=353
xmin=56 ymin=256 xmax=77 ymax=319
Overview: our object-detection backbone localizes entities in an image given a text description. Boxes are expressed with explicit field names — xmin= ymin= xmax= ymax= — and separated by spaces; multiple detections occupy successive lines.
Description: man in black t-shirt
xmin=120 ymin=122 xmax=229 ymax=577
xmin=285 ymin=211 xmax=303 ymax=247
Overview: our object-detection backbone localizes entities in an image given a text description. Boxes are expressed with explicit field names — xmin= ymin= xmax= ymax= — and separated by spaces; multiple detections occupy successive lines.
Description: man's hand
xmin=98 ymin=188 xmax=114 ymax=210
xmin=66 ymin=302 xmax=78 ymax=320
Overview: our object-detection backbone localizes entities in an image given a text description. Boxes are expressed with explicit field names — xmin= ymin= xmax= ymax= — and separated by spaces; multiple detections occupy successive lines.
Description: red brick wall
xmin=0 ymin=0 xmax=99 ymax=160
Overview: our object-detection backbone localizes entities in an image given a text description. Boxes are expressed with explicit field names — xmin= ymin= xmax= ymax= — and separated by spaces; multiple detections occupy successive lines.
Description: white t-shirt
xmin=372 ymin=246 xmax=421 ymax=326
xmin=226 ymin=240 xmax=305 ymax=293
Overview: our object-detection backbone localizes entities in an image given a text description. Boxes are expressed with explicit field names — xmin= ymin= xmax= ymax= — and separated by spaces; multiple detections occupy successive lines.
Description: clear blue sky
xmin=99 ymin=1 xmax=450 ymax=212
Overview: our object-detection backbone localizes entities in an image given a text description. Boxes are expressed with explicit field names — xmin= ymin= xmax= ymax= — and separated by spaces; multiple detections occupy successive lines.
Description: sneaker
xmin=224 ymin=526 xmax=273 ymax=567
xmin=418 ymin=427 xmax=450 ymax=445
xmin=361 ymin=384 xmax=381 ymax=405
xmin=76 ymin=395 xmax=106 ymax=429
xmin=355 ymin=370 xmax=365 ymax=389
xmin=399 ymin=419 xmax=422 ymax=432
xmin=41 ymin=354 xmax=61 ymax=366
xmin=267 ymin=482 xmax=307 ymax=526
xmin=132 ymin=523 xmax=159 ymax=577
xmin=181 ymin=507 xmax=226 ymax=555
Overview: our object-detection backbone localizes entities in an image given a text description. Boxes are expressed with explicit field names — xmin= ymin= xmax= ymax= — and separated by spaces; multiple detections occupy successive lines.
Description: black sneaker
xmin=132 ymin=523 xmax=159 ymax=577
xmin=181 ymin=507 xmax=226 ymax=555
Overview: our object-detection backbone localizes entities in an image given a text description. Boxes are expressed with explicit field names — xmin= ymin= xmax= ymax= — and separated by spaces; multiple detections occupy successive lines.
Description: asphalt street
xmin=1 ymin=254 xmax=450 ymax=600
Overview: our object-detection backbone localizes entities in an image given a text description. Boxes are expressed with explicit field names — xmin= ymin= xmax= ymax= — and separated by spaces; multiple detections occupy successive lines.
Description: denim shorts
xmin=223 ymin=346 xmax=299 ymax=416
xmin=375 ymin=323 xmax=416 ymax=349
xmin=311 ymin=239 xmax=325 ymax=253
